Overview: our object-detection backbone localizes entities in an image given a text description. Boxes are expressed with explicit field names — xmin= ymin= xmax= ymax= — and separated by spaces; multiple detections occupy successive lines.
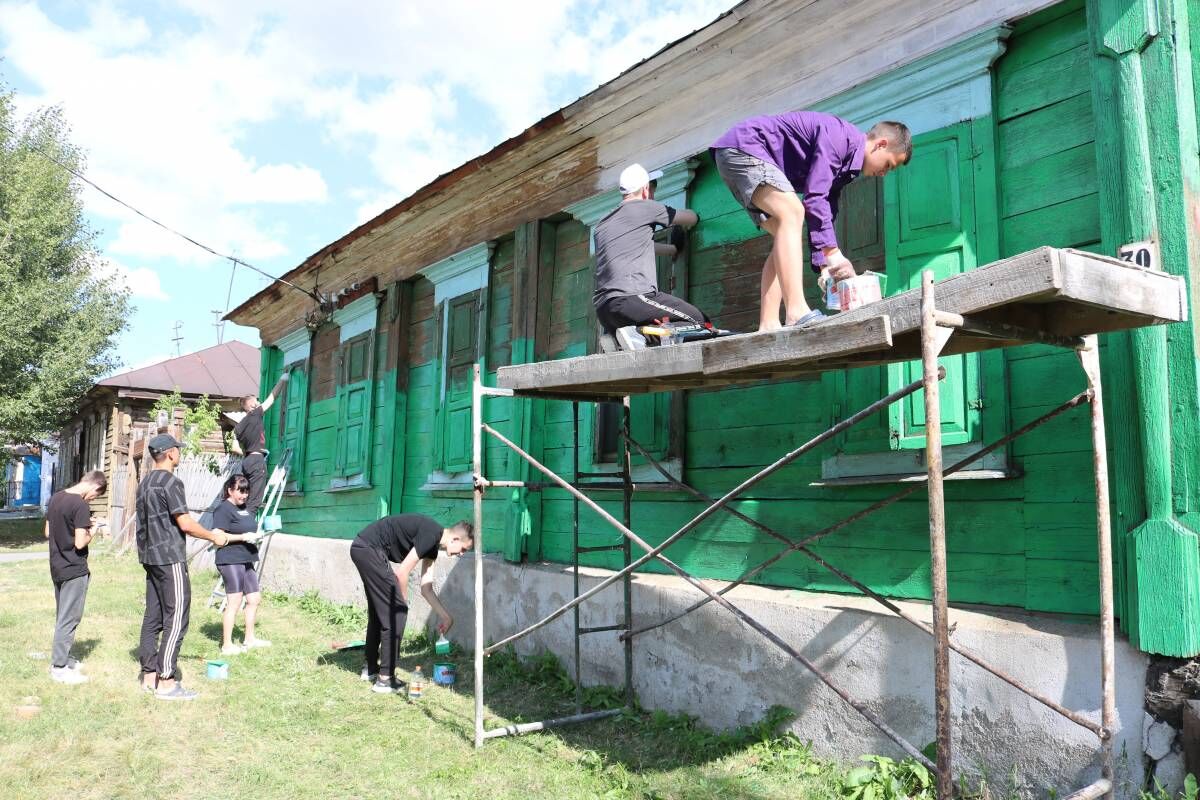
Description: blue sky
xmin=0 ymin=0 xmax=732 ymax=373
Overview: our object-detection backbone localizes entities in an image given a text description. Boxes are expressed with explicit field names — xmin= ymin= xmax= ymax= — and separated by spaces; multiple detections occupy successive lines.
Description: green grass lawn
xmin=0 ymin=546 xmax=847 ymax=800
xmin=0 ymin=516 xmax=47 ymax=552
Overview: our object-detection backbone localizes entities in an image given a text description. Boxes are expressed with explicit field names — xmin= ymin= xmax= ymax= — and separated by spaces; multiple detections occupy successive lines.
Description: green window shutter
xmin=278 ymin=364 xmax=308 ymax=491
xmin=439 ymin=290 xmax=481 ymax=474
xmin=884 ymin=122 xmax=982 ymax=449
xmin=334 ymin=333 xmax=374 ymax=478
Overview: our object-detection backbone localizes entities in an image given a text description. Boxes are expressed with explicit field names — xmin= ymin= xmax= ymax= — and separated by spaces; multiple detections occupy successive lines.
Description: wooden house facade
xmin=227 ymin=0 xmax=1200 ymax=657
xmin=56 ymin=342 xmax=259 ymax=523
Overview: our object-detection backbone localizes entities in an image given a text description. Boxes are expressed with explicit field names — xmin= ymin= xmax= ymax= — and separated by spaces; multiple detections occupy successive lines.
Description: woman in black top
xmin=213 ymin=474 xmax=269 ymax=655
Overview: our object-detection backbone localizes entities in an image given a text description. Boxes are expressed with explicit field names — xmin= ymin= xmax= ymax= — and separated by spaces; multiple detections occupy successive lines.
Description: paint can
xmin=826 ymin=271 xmax=885 ymax=311
xmin=206 ymin=660 xmax=229 ymax=680
xmin=432 ymin=662 xmax=456 ymax=686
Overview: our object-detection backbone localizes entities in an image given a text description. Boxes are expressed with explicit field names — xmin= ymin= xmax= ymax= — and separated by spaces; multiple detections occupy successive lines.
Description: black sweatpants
xmin=596 ymin=291 xmax=709 ymax=333
xmin=139 ymin=562 xmax=191 ymax=680
xmin=350 ymin=542 xmax=407 ymax=678
xmin=240 ymin=452 xmax=268 ymax=516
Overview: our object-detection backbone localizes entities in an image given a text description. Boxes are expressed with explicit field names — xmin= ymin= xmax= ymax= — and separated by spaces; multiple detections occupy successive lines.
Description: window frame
xmin=328 ymin=295 xmax=379 ymax=491
xmin=418 ymin=242 xmax=493 ymax=494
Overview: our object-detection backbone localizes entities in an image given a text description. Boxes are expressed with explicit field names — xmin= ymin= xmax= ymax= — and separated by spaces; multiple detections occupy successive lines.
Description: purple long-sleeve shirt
xmin=712 ymin=111 xmax=866 ymax=268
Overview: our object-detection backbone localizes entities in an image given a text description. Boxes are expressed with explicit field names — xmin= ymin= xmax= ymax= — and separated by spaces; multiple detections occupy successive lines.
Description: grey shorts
xmin=713 ymin=147 xmax=795 ymax=227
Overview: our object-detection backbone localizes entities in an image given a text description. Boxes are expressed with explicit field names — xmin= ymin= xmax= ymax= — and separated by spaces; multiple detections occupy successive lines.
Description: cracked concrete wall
xmin=251 ymin=534 xmax=1149 ymax=796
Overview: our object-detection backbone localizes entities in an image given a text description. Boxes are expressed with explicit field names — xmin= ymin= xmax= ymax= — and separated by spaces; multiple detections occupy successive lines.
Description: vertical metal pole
xmin=472 ymin=364 xmax=485 ymax=749
xmin=572 ymin=401 xmax=583 ymax=714
xmin=1079 ymin=336 xmax=1116 ymax=798
xmin=921 ymin=271 xmax=952 ymax=797
xmin=621 ymin=396 xmax=634 ymax=708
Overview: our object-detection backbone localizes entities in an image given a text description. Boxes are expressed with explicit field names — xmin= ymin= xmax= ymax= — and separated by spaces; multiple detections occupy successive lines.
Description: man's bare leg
xmin=759 ymin=251 xmax=783 ymax=331
xmin=753 ymin=185 xmax=810 ymax=324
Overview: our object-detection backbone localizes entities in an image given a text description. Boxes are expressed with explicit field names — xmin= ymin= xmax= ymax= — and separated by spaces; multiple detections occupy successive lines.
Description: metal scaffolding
xmin=470 ymin=270 xmax=1117 ymax=800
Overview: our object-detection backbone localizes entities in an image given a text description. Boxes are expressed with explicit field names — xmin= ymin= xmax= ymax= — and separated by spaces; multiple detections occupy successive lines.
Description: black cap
xmin=147 ymin=433 xmax=183 ymax=454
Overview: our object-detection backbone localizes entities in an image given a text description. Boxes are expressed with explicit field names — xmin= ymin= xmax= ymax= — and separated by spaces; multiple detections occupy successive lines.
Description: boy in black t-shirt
xmin=349 ymin=514 xmax=474 ymax=693
xmin=232 ymin=373 xmax=289 ymax=516
xmin=44 ymin=470 xmax=107 ymax=685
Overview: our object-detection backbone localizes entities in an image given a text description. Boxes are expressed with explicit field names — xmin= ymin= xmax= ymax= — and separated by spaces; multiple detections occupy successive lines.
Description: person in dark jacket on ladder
xmin=233 ymin=372 xmax=289 ymax=517
xmin=349 ymin=514 xmax=474 ymax=694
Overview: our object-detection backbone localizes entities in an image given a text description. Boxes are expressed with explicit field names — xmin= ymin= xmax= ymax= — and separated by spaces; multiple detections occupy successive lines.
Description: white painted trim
xmin=813 ymin=26 xmax=1011 ymax=136
xmin=331 ymin=294 xmax=378 ymax=343
xmin=567 ymin=157 xmax=697 ymax=254
xmin=273 ymin=327 xmax=311 ymax=366
xmin=420 ymin=242 xmax=495 ymax=305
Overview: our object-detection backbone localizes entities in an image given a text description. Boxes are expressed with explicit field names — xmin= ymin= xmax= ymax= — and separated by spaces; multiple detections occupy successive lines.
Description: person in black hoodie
xmin=212 ymin=474 xmax=269 ymax=655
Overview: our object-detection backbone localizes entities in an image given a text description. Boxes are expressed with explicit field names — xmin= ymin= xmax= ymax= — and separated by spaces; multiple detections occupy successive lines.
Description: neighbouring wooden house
xmin=55 ymin=341 xmax=259 ymax=526
xmin=226 ymin=0 xmax=1200 ymax=788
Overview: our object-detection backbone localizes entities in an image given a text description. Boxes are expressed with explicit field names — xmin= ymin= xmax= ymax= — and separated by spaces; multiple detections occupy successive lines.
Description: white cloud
xmin=96 ymin=258 xmax=170 ymax=301
xmin=0 ymin=0 xmax=733 ymax=269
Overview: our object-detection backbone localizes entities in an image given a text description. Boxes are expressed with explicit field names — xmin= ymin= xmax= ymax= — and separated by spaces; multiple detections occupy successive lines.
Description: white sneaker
xmin=49 ymin=665 xmax=88 ymax=684
xmin=244 ymin=638 xmax=271 ymax=649
xmin=66 ymin=657 xmax=84 ymax=672
xmin=360 ymin=666 xmax=379 ymax=682
xmin=614 ymin=326 xmax=647 ymax=351
xmin=221 ymin=644 xmax=246 ymax=655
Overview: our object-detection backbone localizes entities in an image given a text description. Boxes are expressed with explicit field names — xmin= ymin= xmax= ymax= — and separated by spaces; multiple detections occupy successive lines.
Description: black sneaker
xmin=371 ymin=678 xmax=404 ymax=695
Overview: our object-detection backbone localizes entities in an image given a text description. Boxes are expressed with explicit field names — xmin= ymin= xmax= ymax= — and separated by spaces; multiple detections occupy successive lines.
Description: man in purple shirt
xmin=712 ymin=112 xmax=911 ymax=330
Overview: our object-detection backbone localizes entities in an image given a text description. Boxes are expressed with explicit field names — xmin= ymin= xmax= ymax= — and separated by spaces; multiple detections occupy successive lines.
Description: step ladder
xmin=206 ymin=448 xmax=292 ymax=610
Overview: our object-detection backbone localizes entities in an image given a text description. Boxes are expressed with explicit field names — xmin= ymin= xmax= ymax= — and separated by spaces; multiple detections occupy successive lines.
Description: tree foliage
xmin=150 ymin=390 xmax=225 ymax=472
xmin=0 ymin=86 xmax=129 ymax=443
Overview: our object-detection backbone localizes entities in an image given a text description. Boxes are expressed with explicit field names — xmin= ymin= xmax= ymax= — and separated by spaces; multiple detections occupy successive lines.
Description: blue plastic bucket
xmin=432 ymin=662 xmax=456 ymax=686
xmin=206 ymin=660 xmax=229 ymax=680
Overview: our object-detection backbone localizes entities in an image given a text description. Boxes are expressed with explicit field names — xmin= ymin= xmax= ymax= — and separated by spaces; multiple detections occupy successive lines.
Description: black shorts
xmin=218 ymin=563 xmax=261 ymax=595
xmin=596 ymin=291 xmax=709 ymax=333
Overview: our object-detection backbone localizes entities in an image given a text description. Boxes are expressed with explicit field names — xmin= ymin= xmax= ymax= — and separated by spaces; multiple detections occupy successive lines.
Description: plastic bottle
xmin=408 ymin=666 xmax=424 ymax=700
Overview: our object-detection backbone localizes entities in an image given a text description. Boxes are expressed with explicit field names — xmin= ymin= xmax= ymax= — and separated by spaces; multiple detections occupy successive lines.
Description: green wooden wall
xmin=255 ymin=0 xmax=1200 ymax=637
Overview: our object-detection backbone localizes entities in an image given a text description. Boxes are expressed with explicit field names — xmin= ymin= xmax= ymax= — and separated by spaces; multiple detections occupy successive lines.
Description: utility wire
xmin=0 ymin=120 xmax=323 ymax=305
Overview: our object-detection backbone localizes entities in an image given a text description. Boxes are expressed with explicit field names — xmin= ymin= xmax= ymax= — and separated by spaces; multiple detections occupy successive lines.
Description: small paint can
xmin=206 ymin=660 xmax=229 ymax=680
xmin=432 ymin=662 xmax=456 ymax=686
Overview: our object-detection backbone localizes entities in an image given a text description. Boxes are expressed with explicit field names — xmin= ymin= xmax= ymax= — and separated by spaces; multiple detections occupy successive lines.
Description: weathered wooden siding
xmin=262 ymin=2 xmax=1119 ymax=618
xmin=517 ymin=2 xmax=1105 ymax=615
xmin=998 ymin=0 xmax=1104 ymax=613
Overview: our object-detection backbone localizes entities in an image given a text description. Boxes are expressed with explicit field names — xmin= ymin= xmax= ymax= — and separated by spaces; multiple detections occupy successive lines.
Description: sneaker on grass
xmin=244 ymin=638 xmax=272 ymax=649
xmin=49 ymin=665 xmax=88 ymax=685
xmin=155 ymin=684 xmax=198 ymax=701
xmin=371 ymin=678 xmax=404 ymax=695
xmin=221 ymin=644 xmax=246 ymax=656
xmin=66 ymin=657 xmax=84 ymax=671
xmin=360 ymin=666 xmax=378 ymax=682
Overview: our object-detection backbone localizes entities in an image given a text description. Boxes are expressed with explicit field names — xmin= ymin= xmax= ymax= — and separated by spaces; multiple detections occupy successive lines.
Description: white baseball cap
xmin=618 ymin=163 xmax=664 ymax=194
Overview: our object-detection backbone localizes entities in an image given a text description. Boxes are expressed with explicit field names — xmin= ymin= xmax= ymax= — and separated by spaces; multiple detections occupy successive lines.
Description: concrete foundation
xmin=253 ymin=533 xmax=1150 ymax=796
